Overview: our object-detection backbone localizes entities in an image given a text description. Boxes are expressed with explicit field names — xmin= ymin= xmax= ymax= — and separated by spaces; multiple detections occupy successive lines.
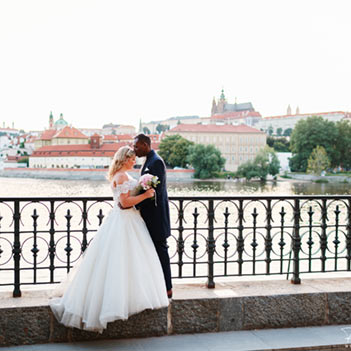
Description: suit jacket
xmin=138 ymin=150 xmax=171 ymax=241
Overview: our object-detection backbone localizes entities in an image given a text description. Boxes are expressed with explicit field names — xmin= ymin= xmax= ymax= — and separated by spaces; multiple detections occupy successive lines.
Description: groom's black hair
xmin=135 ymin=133 xmax=151 ymax=146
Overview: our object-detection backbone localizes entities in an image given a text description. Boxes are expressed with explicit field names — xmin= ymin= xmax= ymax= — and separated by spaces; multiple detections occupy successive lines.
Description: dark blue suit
xmin=138 ymin=150 xmax=172 ymax=291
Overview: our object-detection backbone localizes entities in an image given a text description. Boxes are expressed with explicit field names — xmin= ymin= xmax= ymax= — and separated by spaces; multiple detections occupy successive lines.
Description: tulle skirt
xmin=49 ymin=205 xmax=169 ymax=333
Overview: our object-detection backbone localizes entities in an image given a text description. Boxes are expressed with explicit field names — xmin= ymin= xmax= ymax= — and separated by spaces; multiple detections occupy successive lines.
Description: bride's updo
xmin=108 ymin=146 xmax=135 ymax=181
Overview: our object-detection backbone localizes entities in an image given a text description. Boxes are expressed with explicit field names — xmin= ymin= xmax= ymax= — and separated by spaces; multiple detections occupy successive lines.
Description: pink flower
xmin=139 ymin=174 xmax=159 ymax=190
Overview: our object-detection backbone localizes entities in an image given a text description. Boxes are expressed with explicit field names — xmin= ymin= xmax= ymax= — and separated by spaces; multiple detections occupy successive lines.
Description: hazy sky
xmin=0 ymin=0 xmax=350 ymax=131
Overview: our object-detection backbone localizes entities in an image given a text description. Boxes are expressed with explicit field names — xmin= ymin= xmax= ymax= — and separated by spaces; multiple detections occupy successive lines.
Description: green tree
xmin=267 ymin=125 xmax=274 ymax=136
xmin=307 ymin=146 xmax=331 ymax=175
xmin=235 ymin=146 xmax=280 ymax=181
xmin=289 ymin=116 xmax=338 ymax=172
xmin=187 ymin=144 xmax=225 ymax=179
xmin=283 ymin=128 xmax=293 ymax=137
xmin=335 ymin=120 xmax=351 ymax=169
xmin=276 ymin=127 xmax=283 ymax=136
xmin=266 ymin=136 xmax=290 ymax=152
xmin=158 ymin=134 xmax=193 ymax=168
xmin=18 ymin=157 xmax=29 ymax=166
xmin=156 ymin=124 xmax=169 ymax=134
xmin=143 ymin=126 xmax=151 ymax=134
xmin=272 ymin=141 xmax=288 ymax=152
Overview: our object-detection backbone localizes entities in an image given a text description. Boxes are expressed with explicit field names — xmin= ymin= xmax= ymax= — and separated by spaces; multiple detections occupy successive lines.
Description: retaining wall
xmin=1 ymin=278 xmax=351 ymax=347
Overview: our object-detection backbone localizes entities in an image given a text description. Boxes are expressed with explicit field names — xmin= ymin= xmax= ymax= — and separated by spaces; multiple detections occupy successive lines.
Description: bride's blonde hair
xmin=108 ymin=146 xmax=135 ymax=181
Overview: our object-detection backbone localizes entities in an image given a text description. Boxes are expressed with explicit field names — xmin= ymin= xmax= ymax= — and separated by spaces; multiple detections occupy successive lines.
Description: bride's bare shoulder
xmin=112 ymin=172 xmax=128 ymax=188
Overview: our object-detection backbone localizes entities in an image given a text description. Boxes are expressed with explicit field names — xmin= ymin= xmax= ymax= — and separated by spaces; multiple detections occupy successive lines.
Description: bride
xmin=49 ymin=146 xmax=169 ymax=333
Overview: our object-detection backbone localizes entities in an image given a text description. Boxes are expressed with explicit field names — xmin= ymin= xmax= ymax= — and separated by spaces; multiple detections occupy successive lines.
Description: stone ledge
xmin=1 ymin=277 xmax=351 ymax=347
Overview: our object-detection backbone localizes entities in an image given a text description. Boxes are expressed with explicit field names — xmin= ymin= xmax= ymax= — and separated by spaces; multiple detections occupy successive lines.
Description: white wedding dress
xmin=49 ymin=174 xmax=169 ymax=333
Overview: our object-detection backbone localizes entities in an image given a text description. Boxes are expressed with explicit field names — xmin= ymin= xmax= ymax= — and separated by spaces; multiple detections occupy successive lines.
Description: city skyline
xmin=1 ymin=0 xmax=351 ymax=131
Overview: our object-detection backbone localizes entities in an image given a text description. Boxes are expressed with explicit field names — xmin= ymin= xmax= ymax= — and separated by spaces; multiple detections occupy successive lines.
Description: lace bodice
xmin=111 ymin=174 xmax=138 ymax=202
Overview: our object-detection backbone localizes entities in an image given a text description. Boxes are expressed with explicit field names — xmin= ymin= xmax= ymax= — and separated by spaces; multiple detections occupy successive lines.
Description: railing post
xmin=31 ymin=209 xmax=39 ymax=283
xmin=291 ymin=198 xmax=301 ymax=284
xmin=207 ymin=199 xmax=215 ymax=288
xmin=320 ymin=199 xmax=328 ymax=272
xmin=237 ymin=199 xmax=244 ymax=275
xmin=81 ymin=200 xmax=88 ymax=252
xmin=347 ymin=199 xmax=351 ymax=271
xmin=13 ymin=200 xmax=21 ymax=297
xmin=48 ymin=200 xmax=56 ymax=283
xmin=192 ymin=207 xmax=199 ymax=277
xmin=65 ymin=209 xmax=73 ymax=272
xmin=176 ymin=200 xmax=184 ymax=278
xmin=223 ymin=207 xmax=230 ymax=276
xmin=265 ymin=200 xmax=272 ymax=274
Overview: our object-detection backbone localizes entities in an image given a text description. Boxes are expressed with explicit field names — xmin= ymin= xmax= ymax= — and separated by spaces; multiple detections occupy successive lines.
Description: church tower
xmin=211 ymin=97 xmax=217 ymax=116
xmin=217 ymin=89 xmax=227 ymax=113
xmin=49 ymin=111 xmax=54 ymax=129
xmin=296 ymin=106 xmax=300 ymax=115
xmin=287 ymin=104 xmax=292 ymax=115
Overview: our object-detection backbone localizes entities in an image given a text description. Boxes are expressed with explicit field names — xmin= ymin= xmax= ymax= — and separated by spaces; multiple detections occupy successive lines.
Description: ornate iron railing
xmin=1 ymin=195 xmax=351 ymax=297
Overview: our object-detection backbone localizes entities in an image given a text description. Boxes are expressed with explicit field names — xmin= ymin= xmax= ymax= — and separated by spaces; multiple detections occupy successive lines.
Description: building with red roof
xmin=34 ymin=126 xmax=89 ymax=149
xmin=51 ymin=126 xmax=89 ymax=144
xmin=29 ymin=140 xmax=160 ymax=169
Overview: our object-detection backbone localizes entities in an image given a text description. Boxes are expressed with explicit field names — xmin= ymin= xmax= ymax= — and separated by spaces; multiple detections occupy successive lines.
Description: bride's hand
xmin=144 ymin=188 xmax=155 ymax=198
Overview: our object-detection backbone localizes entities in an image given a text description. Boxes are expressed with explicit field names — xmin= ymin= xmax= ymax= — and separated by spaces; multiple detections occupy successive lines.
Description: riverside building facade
xmin=166 ymin=124 xmax=266 ymax=172
xmin=257 ymin=110 xmax=351 ymax=135
xmin=29 ymin=134 xmax=160 ymax=169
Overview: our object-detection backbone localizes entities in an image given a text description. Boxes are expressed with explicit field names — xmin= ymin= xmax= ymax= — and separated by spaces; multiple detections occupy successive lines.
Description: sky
xmin=0 ymin=0 xmax=350 ymax=132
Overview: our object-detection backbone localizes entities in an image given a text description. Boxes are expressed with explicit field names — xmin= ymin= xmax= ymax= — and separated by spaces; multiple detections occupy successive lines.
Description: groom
xmin=133 ymin=133 xmax=173 ymax=298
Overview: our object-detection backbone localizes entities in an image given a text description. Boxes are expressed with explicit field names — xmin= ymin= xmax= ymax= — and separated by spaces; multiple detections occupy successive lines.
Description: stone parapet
xmin=1 ymin=278 xmax=351 ymax=347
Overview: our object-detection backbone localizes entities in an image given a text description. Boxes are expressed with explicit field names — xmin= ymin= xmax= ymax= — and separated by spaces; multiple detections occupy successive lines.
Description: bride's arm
xmin=115 ymin=173 xmax=154 ymax=208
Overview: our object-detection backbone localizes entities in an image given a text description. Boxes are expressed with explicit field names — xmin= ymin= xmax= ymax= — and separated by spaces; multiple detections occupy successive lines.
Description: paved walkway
xmin=2 ymin=324 xmax=351 ymax=351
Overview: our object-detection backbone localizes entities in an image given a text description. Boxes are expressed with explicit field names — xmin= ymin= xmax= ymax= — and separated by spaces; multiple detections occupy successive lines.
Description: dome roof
xmin=54 ymin=114 xmax=68 ymax=129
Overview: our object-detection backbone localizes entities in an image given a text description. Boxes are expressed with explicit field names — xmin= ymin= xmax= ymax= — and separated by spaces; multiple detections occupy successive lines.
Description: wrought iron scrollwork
xmin=1 ymin=195 xmax=351 ymax=297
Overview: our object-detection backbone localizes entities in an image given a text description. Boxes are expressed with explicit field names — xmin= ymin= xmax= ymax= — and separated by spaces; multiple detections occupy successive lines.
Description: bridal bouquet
xmin=136 ymin=174 xmax=160 ymax=206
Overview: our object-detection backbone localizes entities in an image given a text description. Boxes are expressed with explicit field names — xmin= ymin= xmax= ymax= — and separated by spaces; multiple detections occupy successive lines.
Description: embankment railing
xmin=1 ymin=195 xmax=351 ymax=297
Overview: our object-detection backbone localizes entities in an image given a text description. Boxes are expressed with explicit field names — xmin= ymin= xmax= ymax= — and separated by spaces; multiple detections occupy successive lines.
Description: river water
xmin=1 ymin=176 xmax=351 ymax=197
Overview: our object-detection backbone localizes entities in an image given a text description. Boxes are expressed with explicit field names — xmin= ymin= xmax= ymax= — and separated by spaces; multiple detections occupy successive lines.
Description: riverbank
xmin=0 ymin=168 xmax=194 ymax=181
xmin=285 ymin=173 xmax=351 ymax=183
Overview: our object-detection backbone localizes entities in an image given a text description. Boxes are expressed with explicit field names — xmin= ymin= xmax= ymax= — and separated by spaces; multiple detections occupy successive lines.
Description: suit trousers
xmin=153 ymin=239 xmax=172 ymax=291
